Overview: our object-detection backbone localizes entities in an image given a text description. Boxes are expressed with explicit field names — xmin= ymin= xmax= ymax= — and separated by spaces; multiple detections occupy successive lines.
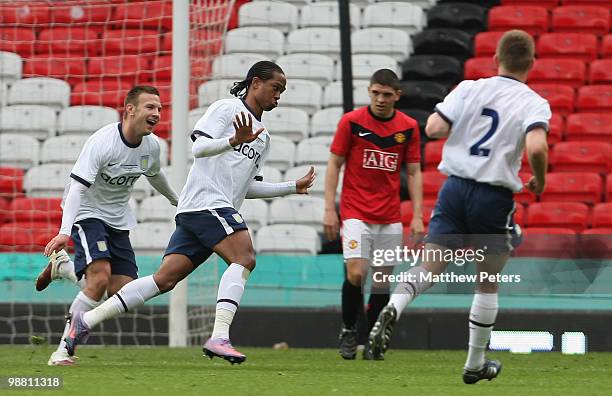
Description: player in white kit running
xmin=39 ymin=86 xmax=179 ymax=365
xmin=63 ymin=61 xmax=316 ymax=364
xmin=368 ymin=31 xmax=550 ymax=383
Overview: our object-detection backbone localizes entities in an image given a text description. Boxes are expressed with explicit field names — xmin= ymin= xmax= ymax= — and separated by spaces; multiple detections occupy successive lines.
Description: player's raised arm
xmin=245 ymin=166 xmax=315 ymax=199
xmin=192 ymin=111 xmax=264 ymax=158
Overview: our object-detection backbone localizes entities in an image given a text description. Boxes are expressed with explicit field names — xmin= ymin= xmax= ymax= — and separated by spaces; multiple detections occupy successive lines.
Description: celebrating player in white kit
xmin=368 ymin=30 xmax=550 ymax=383
xmin=39 ymin=86 xmax=179 ymax=365
xmin=63 ymin=61 xmax=316 ymax=364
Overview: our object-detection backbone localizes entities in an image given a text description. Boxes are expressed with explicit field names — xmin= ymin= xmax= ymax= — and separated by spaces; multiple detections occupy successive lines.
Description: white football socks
xmin=388 ymin=266 xmax=433 ymax=319
xmin=82 ymin=275 xmax=159 ymax=328
xmin=211 ymin=263 xmax=250 ymax=340
xmin=57 ymin=291 xmax=100 ymax=353
xmin=465 ymin=292 xmax=498 ymax=371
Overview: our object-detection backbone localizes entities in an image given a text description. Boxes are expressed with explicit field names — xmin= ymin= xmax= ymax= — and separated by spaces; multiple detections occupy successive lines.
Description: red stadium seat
xmin=422 ymin=171 xmax=447 ymax=201
xmin=473 ymin=31 xmax=505 ymax=57
xmin=589 ymin=60 xmax=612 ymax=84
xmin=540 ymin=172 xmax=602 ymax=204
xmin=50 ymin=2 xmax=113 ymax=25
xmin=101 ymin=29 xmax=161 ymax=56
xmin=0 ymin=222 xmax=57 ymax=253
xmin=528 ymin=59 xmax=586 ymax=88
xmin=580 ymin=228 xmax=612 ymax=259
xmin=0 ymin=28 xmax=35 ymax=56
xmin=502 ymin=0 xmax=559 ymax=10
xmin=576 ymin=85 xmax=612 ymax=113
xmin=514 ymin=203 xmax=525 ymax=226
xmin=24 ymin=55 xmax=87 ymax=86
xmin=464 ymin=57 xmax=496 ymax=80
xmin=8 ymin=197 xmax=62 ymax=224
xmin=88 ymin=55 xmax=150 ymax=84
xmin=601 ymin=35 xmax=612 ymax=58
xmin=488 ymin=6 xmax=549 ymax=36
xmin=552 ymin=6 xmax=610 ymax=35
xmin=548 ymin=113 xmax=564 ymax=145
xmin=592 ymin=203 xmax=612 ymax=228
xmin=537 ymin=33 xmax=598 ymax=62
xmin=0 ymin=3 xmax=50 ymax=25
xmin=112 ymin=0 xmax=172 ymax=31
xmin=515 ymin=172 xmax=537 ymax=204
xmin=424 ymin=140 xmax=445 ymax=171
xmin=526 ymin=202 xmax=589 ymax=232
xmin=561 ymin=0 xmax=612 ymax=9
xmin=0 ymin=198 xmax=9 ymax=223
xmin=565 ymin=113 xmax=612 ymax=141
xmin=150 ymin=55 xmax=212 ymax=83
xmin=551 ymin=141 xmax=611 ymax=173
xmin=607 ymin=174 xmax=612 ymax=202
xmin=528 ymin=84 xmax=574 ymax=117
xmin=71 ymin=81 xmax=131 ymax=108
xmin=515 ymin=227 xmax=577 ymax=258
xmin=35 ymin=27 xmax=99 ymax=56
xmin=0 ymin=168 xmax=24 ymax=199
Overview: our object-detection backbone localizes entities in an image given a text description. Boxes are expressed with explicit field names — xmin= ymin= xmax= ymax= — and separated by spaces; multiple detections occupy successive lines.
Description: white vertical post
xmin=169 ymin=0 xmax=190 ymax=347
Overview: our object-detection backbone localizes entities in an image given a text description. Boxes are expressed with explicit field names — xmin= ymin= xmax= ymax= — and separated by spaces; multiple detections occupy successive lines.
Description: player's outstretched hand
xmin=44 ymin=234 xmax=70 ymax=257
xmin=524 ymin=176 xmax=545 ymax=195
xmin=296 ymin=166 xmax=315 ymax=194
xmin=230 ymin=112 xmax=264 ymax=146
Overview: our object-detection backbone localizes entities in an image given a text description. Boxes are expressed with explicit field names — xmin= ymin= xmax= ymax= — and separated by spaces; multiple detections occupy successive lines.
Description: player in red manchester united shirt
xmin=324 ymin=69 xmax=424 ymax=360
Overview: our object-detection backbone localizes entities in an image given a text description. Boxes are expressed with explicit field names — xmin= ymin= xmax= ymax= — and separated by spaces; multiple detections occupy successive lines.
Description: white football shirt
xmin=178 ymin=98 xmax=270 ymax=213
xmin=435 ymin=76 xmax=551 ymax=192
xmin=66 ymin=122 xmax=162 ymax=230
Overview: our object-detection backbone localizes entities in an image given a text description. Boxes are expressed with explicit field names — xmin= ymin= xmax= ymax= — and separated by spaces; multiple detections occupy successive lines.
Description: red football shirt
xmin=330 ymin=106 xmax=420 ymax=224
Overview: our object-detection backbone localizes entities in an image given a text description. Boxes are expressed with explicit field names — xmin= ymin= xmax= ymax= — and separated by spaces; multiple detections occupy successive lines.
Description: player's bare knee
xmin=238 ymin=253 xmax=256 ymax=272
xmin=153 ymin=272 xmax=178 ymax=293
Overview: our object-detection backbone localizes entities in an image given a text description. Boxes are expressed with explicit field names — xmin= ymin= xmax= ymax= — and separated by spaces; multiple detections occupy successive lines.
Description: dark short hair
xmin=230 ymin=61 xmax=285 ymax=98
xmin=496 ymin=30 xmax=535 ymax=74
xmin=124 ymin=85 xmax=160 ymax=108
xmin=370 ymin=69 xmax=401 ymax=90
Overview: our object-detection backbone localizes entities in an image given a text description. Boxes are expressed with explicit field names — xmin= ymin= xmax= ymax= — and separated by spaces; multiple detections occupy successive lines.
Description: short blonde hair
xmin=496 ymin=30 xmax=535 ymax=74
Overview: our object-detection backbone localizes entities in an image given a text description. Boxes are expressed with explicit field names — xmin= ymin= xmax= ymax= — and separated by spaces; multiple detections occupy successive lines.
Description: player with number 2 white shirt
xmin=63 ymin=61 xmax=316 ymax=364
xmin=368 ymin=30 xmax=551 ymax=383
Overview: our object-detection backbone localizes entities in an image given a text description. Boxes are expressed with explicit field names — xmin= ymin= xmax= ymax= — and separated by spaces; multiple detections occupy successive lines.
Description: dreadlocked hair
xmin=230 ymin=60 xmax=284 ymax=98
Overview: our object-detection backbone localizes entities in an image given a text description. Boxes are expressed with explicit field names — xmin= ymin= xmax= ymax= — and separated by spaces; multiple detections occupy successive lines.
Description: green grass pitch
xmin=1 ymin=346 xmax=611 ymax=395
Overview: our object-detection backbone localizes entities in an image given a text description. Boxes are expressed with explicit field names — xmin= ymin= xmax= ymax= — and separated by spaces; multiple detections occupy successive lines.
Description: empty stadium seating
xmin=212 ymin=53 xmax=269 ymax=80
xmin=351 ymin=28 xmax=412 ymax=61
xmin=464 ymin=57 xmax=497 ymax=80
xmin=589 ymin=60 xmax=612 ymax=84
xmin=398 ymin=81 xmax=447 ymax=111
xmin=8 ymin=197 xmax=62 ymax=224
xmin=537 ymin=33 xmax=598 ymax=61
xmin=35 ymin=28 xmax=99 ymax=56
xmin=238 ymin=1 xmax=299 ymax=33
xmin=276 ymin=53 xmax=335 ymax=85
xmin=551 ymin=142 xmax=611 ymax=173
xmin=0 ymin=134 xmax=40 ymax=169
xmin=269 ymin=195 xmax=325 ymax=232
xmin=300 ymin=2 xmax=361 ymax=29
xmin=137 ymin=195 xmax=176 ymax=223
xmin=551 ymin=6 xmax=610 ymax=35
xmin=592 ymin=203 xmax=612 ymax=228
xmin=58 ymin=106 xmax=120 ymax=135
xmin=363 ymin=2 xmax=426 ymax=34
xmin=402 ymin=55 xmax=462 ymax=85
xmin=40 ymin=135 xmax=89 ymax=165
xmin=526 ymin=202 xmax=589 ymax=232
xmin=412 ymin=28 xmax=473 ymax=61
xmin=287 ymin=27 xmax=340 ymax=60
xmin=473 ymin=31 xmax=505 ymax=57
xmin=280 ymin=79 xmax=323 ymax=114
xmin=296 ymin=136 xmax=332 ymax=166
xmin=262 ymin=107 xmax=310 ymax=142
xmin=540 ymin=172 xmax=602 ymax=205
xmin=488 ymin=6 xmax=549 ymax=36
xmin=427 ymin=3 xmax=487 ymax=34
xmin=528 ymin=59 xmax=586 ymax=88
xmin=0 ymin=51 xmax=22 ymax=83
xmin=130 ymin=222 xmax=175 ymax=255
xmin=424 ymin=140 xmax=445 ymax=170
xmin=343 ymin=55 xmax=400 ymax=81
xmin=255 ymin=224 xmax=320 ymax=255
xmin=239 ymin=199 xmax=269 ymax=232
xmin=311 ymin=107 xmax=343 ymax=137
xmin=0 ymin=167 xmax=24 ymax=199
xmin=226 ymin=27 xmax=285 ymax=59
xmin=323 ymin=80 xmax=370 ymax=108
xmin=565 ymin=113 xmax=612 ymax=141
xmin=8 ymin=77 xmax=70 ymax=110
xmin=576 ymin=85 xmax=612 ymax=112
xmin=0 ymin=105 xmax=56 ymax=140
xmin=515 ymin=227 xmax=578 ymax=258
xmin=265 ymin=135 xmax=296 ymax=172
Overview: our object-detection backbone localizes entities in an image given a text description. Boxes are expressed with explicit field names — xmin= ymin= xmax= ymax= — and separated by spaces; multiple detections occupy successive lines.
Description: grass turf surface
xmin=1 ymin=346 xmax=611 ymax=395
